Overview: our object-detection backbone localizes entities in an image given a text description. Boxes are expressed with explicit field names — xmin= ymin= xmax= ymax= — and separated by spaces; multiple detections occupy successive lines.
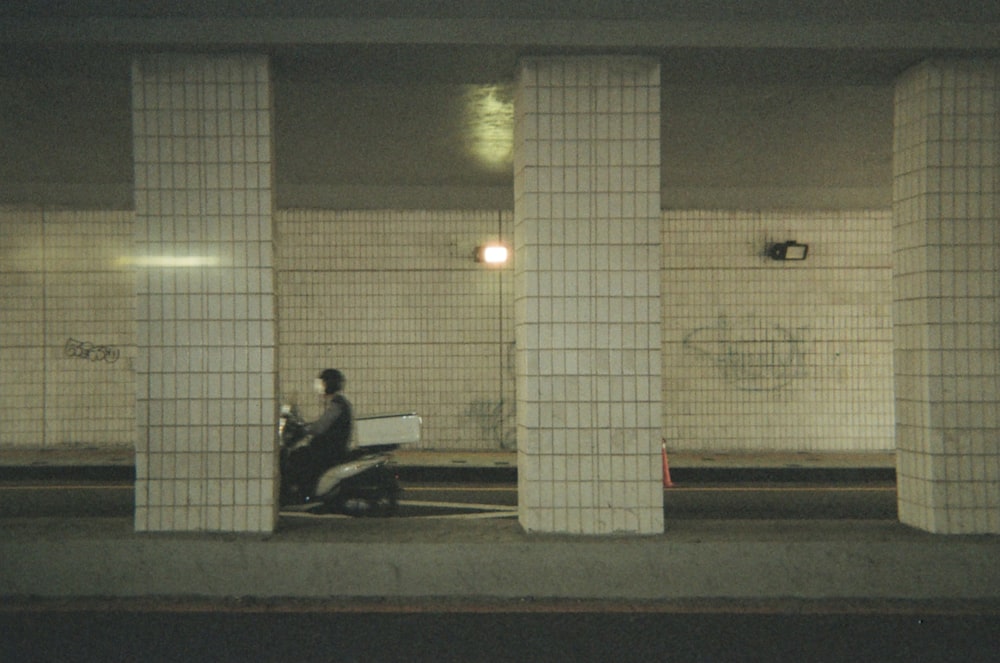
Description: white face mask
xmin=313 ymin=378 xmax=326 ymax=395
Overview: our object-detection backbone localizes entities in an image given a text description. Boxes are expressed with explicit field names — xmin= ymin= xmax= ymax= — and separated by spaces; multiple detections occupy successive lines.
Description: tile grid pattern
xmin=2 ymin=205 xmax=899 ymax=460
xmin=132 ymin=54 xmax=277 ymax=533
xmin=514 ymin=57 xmax=664 ymax=535
xmin=0 ymin=208 xmax=135 ymax=447
xmin=275 ymin=209 xmax=516 ymax=450
xmin=1 ymin=208 xmax=46 ymax=445
xmin=893 ymin=59 xmax=1000 ymax=534
xmin=661 ymin=210 xmax=895 ymax=453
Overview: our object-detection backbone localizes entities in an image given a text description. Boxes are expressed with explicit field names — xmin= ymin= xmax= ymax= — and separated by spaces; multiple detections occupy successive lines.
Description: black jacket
xmin=305 ymin=393 xmax=353 ymax=467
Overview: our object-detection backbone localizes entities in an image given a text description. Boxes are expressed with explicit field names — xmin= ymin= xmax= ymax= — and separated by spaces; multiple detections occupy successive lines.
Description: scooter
xmin=278 ymin=405 xmax=420 ymax=517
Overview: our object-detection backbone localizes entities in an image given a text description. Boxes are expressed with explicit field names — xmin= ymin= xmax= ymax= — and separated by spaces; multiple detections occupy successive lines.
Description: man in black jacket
xmin=282 ymin=368 xmax=354 ymax=502
xmin=305 ymin=368 xmax=354 ymax=469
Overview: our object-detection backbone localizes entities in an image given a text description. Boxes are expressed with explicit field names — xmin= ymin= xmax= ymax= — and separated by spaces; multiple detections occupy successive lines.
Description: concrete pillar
xmin=513 ymin=57 xmax=663 ymax=535
xmin=893 ymin=59 xmax=1000 ymax=534
xmin=131 ymin=54 xmax=277 ymax=533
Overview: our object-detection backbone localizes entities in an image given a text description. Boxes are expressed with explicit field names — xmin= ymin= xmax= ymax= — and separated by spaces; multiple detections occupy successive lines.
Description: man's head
xmin=317 ymin=368 xmax=345 ymax=394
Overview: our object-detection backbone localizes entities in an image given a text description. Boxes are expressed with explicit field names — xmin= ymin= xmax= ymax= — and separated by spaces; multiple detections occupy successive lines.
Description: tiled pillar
xmin=514 ymin=57 xmax=663 ymax=535
xmin=893 ymin=59 xmax=1000 ymax=534
xmin=131 ymin=54 xmax=277 ymax=533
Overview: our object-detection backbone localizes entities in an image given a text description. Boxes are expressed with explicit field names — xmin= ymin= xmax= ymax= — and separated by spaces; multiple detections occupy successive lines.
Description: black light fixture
xmin=766 ymin=240 xmax=809 ymax=261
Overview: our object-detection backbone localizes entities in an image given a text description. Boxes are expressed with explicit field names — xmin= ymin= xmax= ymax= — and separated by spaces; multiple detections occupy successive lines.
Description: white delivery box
xmin=354 ymin=413 xmax=421 ymax=447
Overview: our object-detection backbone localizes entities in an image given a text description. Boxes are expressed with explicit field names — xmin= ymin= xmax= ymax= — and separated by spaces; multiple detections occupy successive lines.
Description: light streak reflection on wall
xmin=117 ymin=255 xmax=221 ymax=268
xmin=462 ymin=84 xmax=514 ymax=169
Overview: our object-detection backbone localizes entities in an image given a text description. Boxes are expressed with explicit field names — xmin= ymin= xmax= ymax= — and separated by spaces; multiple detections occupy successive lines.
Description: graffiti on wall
xmin=467 ymin=340 xmax=517 ymax=449
xmin=466 ymin=399 xmax=516 ymax=450
xmin=64 ymin=337 xmax=121 ymax=364
xmin=682 ymin=316 xmax=807 ymax=392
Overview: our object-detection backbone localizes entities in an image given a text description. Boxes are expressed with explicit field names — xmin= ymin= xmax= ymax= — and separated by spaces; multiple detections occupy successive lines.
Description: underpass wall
xmin=662 ymin=209 xmax=895 ymax=453
xmin=274 ymin=209 xmax=517 ymax=452
xmin=0 ymin=207 xmax=894 ymax=454
xmin=0 ymin=207 xmax=135 ymax=449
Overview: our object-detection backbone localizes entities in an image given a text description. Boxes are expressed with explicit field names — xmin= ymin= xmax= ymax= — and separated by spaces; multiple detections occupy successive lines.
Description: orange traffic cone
xmin=661 ymin=440 xmax=674 ymax=488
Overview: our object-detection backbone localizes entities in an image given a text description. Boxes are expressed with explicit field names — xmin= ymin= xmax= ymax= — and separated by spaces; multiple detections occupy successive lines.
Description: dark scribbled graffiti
xmin=683 ymin=316 xmax=807 ymax=391
xmin=467 ymin=399 xmax=516 ymax=449
xmin=64 ymin=337 xmax=121 ymax=364
xmin=467 ymin=341 xmax=517 ymax=449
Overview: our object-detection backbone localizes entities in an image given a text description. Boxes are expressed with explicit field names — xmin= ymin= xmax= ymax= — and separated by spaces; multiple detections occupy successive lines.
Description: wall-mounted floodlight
xmin=476 ymin=243 xmax=510 ymax=265
xmin=766 ymin=240 xmax=809 ymax=261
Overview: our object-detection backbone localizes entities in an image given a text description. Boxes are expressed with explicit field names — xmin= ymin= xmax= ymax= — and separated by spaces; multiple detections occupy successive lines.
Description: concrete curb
xmin=2 ymin=517 xmax=997 ymax=602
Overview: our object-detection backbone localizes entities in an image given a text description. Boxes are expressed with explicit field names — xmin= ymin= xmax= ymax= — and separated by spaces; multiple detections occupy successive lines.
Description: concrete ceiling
xmin=3 ymin=1 xmax=1000 ymax=21
xmin=3 ymin=1 xmax=992 ymax=208
xmin=3 ymin=1 xmax=998 ymax=86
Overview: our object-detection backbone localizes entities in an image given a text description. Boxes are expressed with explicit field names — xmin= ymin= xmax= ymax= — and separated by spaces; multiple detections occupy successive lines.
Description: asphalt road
xmin=3 ymin=601 xmax=998 ymax=663
xmin=0 ymin=479 xmax=898 ymax=520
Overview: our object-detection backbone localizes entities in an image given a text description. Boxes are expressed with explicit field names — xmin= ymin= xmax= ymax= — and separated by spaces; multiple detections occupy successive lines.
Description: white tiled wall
xmin=275 ymin=209 xmax=515 ymax=450
xmin=131 ymin=54 xmax=277 ymax=533
xmin=661 ymin=210 xmax=896 ymax=454
xmin=1 ymin=208 xmax=46 ymax=446
xmin=0 ymin=207 xmax=135 ymax=448
xmin=2 ymin=206 xmax=897 ymax=463
xmin=893 ymin=59 xmax=1000 ymax=534
xmin=514 ymin=57 xmax=664 ymax=535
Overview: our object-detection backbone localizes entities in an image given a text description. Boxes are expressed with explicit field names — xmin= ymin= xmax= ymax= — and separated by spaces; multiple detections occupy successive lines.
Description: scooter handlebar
xmin=278 ymin=405 xmax=308 ymax=446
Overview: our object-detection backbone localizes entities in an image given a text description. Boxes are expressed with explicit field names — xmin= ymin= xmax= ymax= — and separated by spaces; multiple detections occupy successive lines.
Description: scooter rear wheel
xmin=338 ymin=491 xmax=397 ymax=517
xmin=366 ymin=491 xmax=398 ymax=517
